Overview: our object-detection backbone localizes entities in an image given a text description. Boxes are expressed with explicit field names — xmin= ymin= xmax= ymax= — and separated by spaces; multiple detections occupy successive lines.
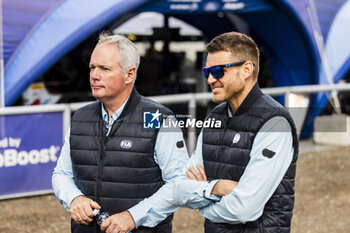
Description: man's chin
xmin=212 ymin=95 xmax=225 ymax=103
xmin=92 ymin=94 xmax=103 ymax=101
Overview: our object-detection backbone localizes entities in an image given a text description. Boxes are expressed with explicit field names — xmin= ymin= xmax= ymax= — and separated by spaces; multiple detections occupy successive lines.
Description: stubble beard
xmin=212 ymin=85 xmax=243 ymax=104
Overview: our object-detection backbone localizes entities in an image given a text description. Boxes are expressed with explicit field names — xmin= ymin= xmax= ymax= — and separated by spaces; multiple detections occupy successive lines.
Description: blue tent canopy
xmin=2 ymin=0 xmax=350 ymax=135
xmin=3 ymin=0 xmax=318 ymax=105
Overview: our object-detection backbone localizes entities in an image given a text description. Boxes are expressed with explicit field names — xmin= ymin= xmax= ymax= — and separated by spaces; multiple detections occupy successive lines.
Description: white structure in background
xmin=114 ymin=12 xmax=202 ymax=36
xmin=22 ymin=83 xmax=61 ymax=105
xmin=115 ymin=12 xmax=207 ymax=93
xmin=313 ymin=1 xmax=350 ymax=146
xmin=114 ymin=12 xmax=205 ymax=61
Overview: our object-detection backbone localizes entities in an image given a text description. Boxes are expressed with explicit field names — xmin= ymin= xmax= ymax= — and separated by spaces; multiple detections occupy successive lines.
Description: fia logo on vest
xmin=120 ymin=140 xmax=133 ymax=149
xmin=232 ymin=133 xmax=241 ymax=144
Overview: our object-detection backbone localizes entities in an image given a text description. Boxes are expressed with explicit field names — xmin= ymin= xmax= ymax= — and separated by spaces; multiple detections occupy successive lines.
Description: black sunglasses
xmin=202 ymin=61 xmax=247 ymax=79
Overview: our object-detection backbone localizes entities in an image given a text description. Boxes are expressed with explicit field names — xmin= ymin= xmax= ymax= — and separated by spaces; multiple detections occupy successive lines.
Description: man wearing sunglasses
xmin=174 ymin=32 xmax=299 ymax=233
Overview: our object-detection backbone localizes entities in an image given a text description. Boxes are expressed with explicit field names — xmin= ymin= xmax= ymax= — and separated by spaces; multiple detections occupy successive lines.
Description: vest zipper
xmin=218 ymin=118 xmax=228 ymax=158
xmin=95 ymin=120 xmax=122 ymax=204
xmin=258 ymin=219 xmax=264 ymax=233
xmin=96 ymin=125 xmax=107 ymax=204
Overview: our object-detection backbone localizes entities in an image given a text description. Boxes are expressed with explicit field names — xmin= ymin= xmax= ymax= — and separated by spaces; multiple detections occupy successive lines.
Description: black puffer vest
xmin=70 ymin=88 xmax=173 ymax=233
xmin=203 ymin=84 xmax=299 ymax=233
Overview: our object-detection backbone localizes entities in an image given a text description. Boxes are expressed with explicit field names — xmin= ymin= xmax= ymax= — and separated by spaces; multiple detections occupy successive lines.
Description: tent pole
xmin=0 ymin=0 xmax=4 ymax=108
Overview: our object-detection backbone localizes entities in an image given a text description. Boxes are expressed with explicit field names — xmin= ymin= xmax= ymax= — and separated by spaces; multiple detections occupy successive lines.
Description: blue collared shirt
xmin=52 ymin=101 xmax=189 ymax=228
xmin=174 ymin=114 xmax=294 ymax=224
xmin=102 ymin=103 xmax=123 ymax=136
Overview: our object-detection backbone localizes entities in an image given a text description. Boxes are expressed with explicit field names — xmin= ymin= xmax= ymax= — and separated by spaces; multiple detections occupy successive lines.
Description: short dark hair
xmin=206 ymin=32 xmax=260 ymax=80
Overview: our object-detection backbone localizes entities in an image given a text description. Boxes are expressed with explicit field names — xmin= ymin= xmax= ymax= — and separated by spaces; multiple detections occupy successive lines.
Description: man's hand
xmin=211 ymin=179 xmax=238 ymax=197
xmin=186 ymin=164 xmax=207 ymax=181
xmin=69 ymin=195 xmax=101 ymax=225
xmin=100 ymin=210 xmax=135 ymax=233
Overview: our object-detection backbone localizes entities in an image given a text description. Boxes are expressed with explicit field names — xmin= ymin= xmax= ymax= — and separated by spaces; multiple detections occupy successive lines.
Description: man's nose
xmin=90 ymin=69 xmax=100 ymax=80
xmin=207 ymin=74 xmax=216 ymax=85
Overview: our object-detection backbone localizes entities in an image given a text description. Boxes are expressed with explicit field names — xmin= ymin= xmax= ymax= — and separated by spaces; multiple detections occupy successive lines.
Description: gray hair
xmin=97 ymin=33 xmax=140 ymax=78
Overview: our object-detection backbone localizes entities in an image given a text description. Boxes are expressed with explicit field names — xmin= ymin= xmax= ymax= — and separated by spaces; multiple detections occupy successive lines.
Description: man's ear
xmin=125 ymin=67 xmax=136 ymax=84
xmin=242 ymin=61 xmax=254 ymax=80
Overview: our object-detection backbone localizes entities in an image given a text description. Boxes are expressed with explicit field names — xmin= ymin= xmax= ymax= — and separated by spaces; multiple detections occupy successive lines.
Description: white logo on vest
xmin=120 ymin=140 xmax=133 ymax=149
xmin=232 ymin=133 xmax=241 ymax=144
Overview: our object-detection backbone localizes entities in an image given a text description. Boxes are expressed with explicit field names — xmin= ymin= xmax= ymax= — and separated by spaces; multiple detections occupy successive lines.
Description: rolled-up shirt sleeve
xmin=199 ymin=116 xmax=294 ymax=224
xmin=173 ymin=130 xmax=222 ymax=209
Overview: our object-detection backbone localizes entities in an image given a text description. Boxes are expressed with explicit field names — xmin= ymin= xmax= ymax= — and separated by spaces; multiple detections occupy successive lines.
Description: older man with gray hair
xmin=52 ymin=33 xmax=188 ymax=233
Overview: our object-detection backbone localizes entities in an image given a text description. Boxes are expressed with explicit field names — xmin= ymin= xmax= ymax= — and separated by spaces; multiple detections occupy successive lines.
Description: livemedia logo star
xmin=143 ymin=109 xmax=162 ymax=129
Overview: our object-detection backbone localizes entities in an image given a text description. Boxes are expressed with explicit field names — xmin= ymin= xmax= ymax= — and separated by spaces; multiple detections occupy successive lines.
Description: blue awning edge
xmin=4 ymin=0 xmax=148 ymax=106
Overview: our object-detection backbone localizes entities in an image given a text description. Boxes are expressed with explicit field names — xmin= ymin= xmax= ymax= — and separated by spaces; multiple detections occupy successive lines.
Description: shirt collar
xmin=101 ymin=97 xmax=129 ymax=123
xmin=227 ymin=105 xmax=233 ymax=117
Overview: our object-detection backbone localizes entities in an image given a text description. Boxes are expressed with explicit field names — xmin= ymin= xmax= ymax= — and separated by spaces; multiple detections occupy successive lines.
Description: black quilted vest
xmin=70 ymin=88 xmax=173 ymax=233
xmin=203 ymin=84 xmax=299 ymax=233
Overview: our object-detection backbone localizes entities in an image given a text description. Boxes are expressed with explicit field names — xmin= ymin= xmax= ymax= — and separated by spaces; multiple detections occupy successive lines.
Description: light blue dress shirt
xmin=52 ymin=101 xmax=189 ymax=228
xmin=174 ymin=114 xmax=294 ymax=224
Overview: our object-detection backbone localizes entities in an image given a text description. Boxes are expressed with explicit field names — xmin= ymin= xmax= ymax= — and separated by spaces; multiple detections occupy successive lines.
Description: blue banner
xmin=0 ymin=112 xmax=62 ymax=198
